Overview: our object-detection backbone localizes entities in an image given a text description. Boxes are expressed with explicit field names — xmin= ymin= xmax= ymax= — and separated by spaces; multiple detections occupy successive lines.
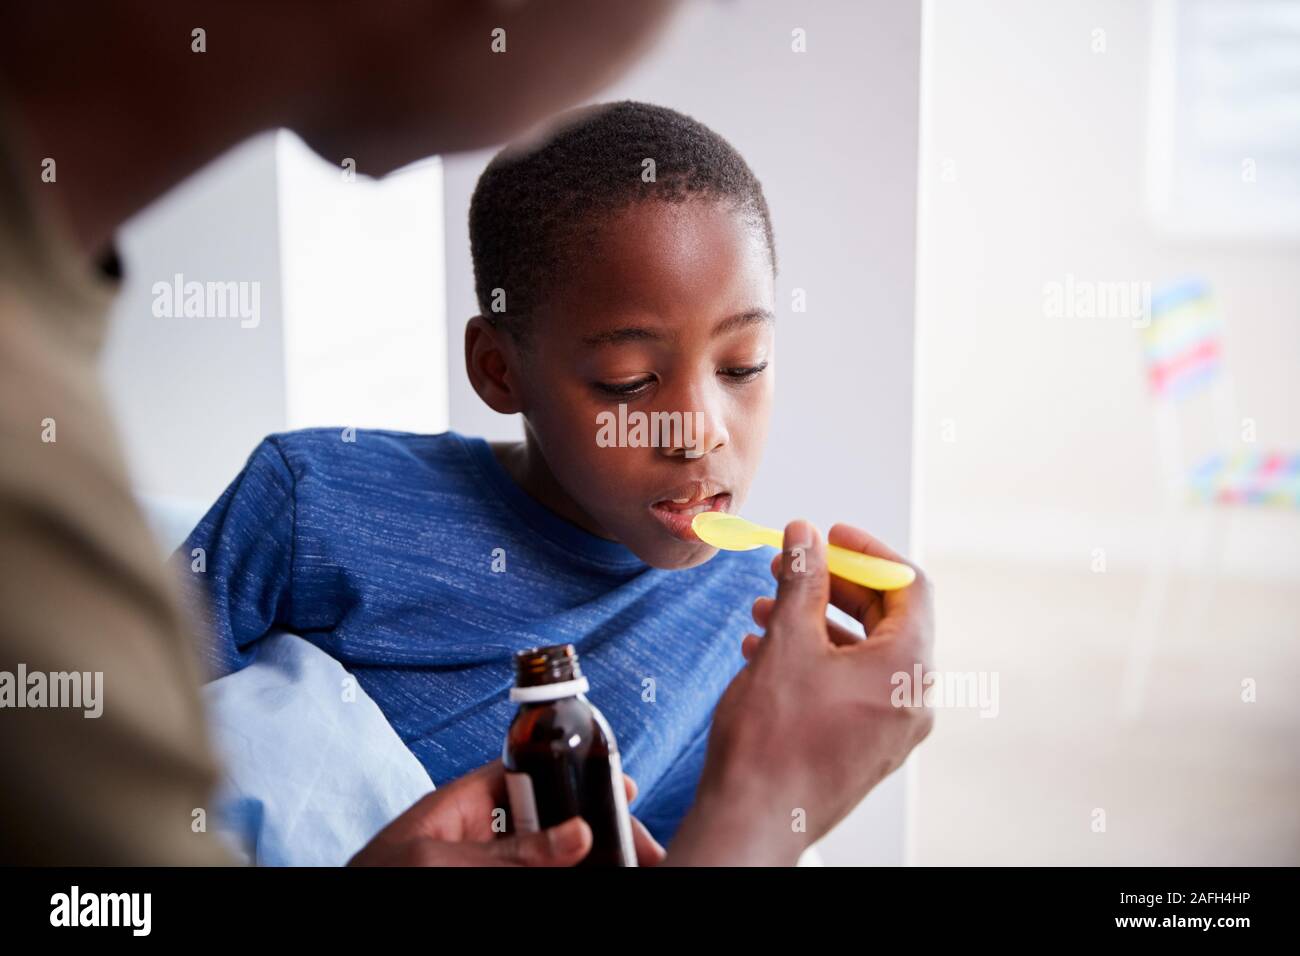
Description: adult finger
xmin=752 ymin=596 xmax=860 ymax=647
xmin=827 ymin=523 xmax=925 ymax=621
xmin=765 ymin=520 xmax=830 ymax=643
xmin=630 ymin=816 xmax=667 ymax=866
xmin=486 ymin=817 xmax=592 ymax=867
xmin=826 ymin=522 xmax=909 ymax=564
xmin=768 ymin=542 xmax=885 ymax=634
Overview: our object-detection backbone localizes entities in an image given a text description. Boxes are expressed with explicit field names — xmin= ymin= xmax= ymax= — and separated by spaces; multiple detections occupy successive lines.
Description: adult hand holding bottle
xmin=349 ymin=760 xmax=665 ymax=867
xmin=666 ymin=520 xmax=936 ymax=866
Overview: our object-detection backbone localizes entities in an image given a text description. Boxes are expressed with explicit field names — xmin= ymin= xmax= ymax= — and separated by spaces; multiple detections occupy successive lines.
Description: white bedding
xmin=202 ymin=631 xmax=435 ymax=866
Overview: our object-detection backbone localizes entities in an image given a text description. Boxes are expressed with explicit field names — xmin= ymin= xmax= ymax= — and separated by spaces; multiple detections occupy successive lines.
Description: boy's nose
xmin=658 ymin=407 xmax=728 ymax=460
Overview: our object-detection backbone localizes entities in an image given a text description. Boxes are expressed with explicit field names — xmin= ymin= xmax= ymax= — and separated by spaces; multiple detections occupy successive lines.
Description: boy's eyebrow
xmin=580 ymin=308 xmax=774 ymax=348
xmin=712 ymin=308 xmax=774 ymax=337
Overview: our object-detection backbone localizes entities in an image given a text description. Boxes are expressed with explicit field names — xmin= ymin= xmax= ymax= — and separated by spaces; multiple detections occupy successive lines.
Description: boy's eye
xmin=719 ymin=361 xmax=769 ymax=384
xmin=593 ymin=362 xmax=769 ymax=398
xmin=594 ymin=376 xmax=655 ymax=398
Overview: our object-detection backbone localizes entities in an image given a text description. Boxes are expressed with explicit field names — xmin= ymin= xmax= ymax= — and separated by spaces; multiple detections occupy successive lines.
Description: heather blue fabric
xmin=176 ymin=429 xmax=775 ymax=845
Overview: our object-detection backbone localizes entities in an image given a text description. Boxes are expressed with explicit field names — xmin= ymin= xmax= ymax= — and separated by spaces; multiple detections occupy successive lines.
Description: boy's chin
xmin=632 ymin=537 xmax=721 ymax=571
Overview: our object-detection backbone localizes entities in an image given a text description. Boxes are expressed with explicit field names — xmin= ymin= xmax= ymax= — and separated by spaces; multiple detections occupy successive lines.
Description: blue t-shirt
xmin=176 ymin=429 xmax=775 ymax=844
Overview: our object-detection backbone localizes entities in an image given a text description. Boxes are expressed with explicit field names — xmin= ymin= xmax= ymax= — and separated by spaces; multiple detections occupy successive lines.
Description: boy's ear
xmin=465 ymin=315 xmax=525 ymax=415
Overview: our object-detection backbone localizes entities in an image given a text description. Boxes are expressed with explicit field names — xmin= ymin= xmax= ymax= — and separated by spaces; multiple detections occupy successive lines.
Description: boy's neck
xmin=489 ymin=435 xmax=617 ymax=542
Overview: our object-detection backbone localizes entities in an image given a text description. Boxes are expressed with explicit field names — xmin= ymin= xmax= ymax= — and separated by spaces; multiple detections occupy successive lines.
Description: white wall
xmin=917 ymin=0 xmax=1300 ymax=579
xmin=277 ymin=136 xmax=446 ymax=437
xmin=441 ymin=0 xmax=923 ymax=865
xmin=101 ymin=132 xmax=447 ymax=504
xmin=101 ymin=133 xmax=288 ymax=504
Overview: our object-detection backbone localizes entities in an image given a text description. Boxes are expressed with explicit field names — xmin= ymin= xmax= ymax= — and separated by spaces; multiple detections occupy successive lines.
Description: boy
xmin=177 ymin=101 xmax=779 ymax=844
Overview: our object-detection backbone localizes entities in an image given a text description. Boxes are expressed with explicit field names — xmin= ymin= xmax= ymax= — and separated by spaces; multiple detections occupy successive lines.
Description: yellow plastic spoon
xmin=691 ymin=512 xmax=916 ymax=591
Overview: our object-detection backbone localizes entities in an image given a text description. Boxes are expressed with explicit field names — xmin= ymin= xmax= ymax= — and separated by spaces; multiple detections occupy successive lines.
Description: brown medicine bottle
xmin=503 ymin=644 xmax=637 ymax=867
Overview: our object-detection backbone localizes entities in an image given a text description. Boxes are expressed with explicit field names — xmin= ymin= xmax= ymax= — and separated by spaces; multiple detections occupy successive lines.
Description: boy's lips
xmin=649 ymin=483 xmax=732 ymax=542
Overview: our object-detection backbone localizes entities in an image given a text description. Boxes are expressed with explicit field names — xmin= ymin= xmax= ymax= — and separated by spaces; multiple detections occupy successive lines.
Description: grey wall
xmin=101 ymin=133 xmax=447 ymax=507
xmin=101 ymin=132 xmax=287 ymax=504
xmin=442 ymin=0 xmax=923 ymax=864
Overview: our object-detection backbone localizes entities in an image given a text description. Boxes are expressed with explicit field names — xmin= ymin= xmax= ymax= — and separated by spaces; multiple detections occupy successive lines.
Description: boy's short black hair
xmin=469 ymin=100 xmax=776 ymax=339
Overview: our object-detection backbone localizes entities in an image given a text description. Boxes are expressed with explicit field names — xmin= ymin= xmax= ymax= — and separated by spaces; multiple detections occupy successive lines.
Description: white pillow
xmin=202 ymin=631 xmax=435 ymax=866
